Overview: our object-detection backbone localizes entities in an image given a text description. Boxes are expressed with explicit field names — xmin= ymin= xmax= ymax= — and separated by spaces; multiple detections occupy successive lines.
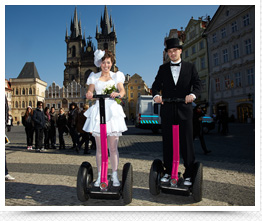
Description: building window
xmin=29 ymin=101 xmax=32 ymax=107
xmin=243 ymin=14 xmax=250 ymax=27
xmin=130 ymin=86 xmax=133 ymax=90
xmin=245 ymin=39 xmax=252 ymax=54
xmin=199 ymin=40 xmax=204 ymax=50
xmin=138 ymin=93 xmax=141 ymax=97
xmin=29 ymin=88 xmax=32 ymax=95
xmin=52 ymin=104 xmax=55 ymax=108
xmin=72 ymin=46 xmax=76 ymax=57
xmin=247 ymin=68 xmax=254 ymax=85
xmin=138 ymin=86 xmax=141 ymax=90
xmin=15 ymin=101 xmax=18 ymax=108
xmin=192 ymin=45 xmax=196 ymax=54
xmin=222 ymin=49 xmax=229 ymax=63
xmin=235 ymin=72 xmax=242 ymax=87
xmin=200 ymin=57 xmax=205 ymax=69
xmin=215 ymin=78 xmax=220 ymax=92
xmin=46 ymin=104 xmax=50 ymax=109
xmin=212 ymin=33 xmax=217 ymax=43
xmin=221 ymin=27 xmax=226 ymax=38
xmin=233 ymin=44 xmax=240 ymax=59
xmin=231 ymin=21 xmax=238 ymax=33
xmin=16 ymin=89 xmax=18 ymax=95
xmin=58 ymin=103 xmax=61 ymax=109
xmin=22 ymin=101 xmax=25 ymax=108
xmin=185 ymin=50 xmax=189 ymax=58
xmin=130 ymin=93 xmax=133 ymax=98
xmin=201 ymin=79 xmax=206 ymax=91
xmin=213 ymin=53 xmax=219 ymax=66
xmin=224 ymin=75 xmax=230 ymax=89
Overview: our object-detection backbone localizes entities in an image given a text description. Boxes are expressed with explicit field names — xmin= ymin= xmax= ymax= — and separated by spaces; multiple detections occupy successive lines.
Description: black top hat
xmin=165 ymin=38 xmax=183 ymax=52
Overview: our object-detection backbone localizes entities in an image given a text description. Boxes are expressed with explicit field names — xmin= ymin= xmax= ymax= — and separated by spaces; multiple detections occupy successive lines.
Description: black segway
xmin=149 ymin=98 xmax=203 ymax=202
xmin=76 ymin=94 xmax=133 ymax=204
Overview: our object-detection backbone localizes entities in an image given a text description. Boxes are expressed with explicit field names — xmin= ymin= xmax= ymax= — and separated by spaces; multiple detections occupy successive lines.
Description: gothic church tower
xmin=64 ymin=7 xmax=97 ymax=87
xmin=96 ymin=6 xmax=118 ymax=71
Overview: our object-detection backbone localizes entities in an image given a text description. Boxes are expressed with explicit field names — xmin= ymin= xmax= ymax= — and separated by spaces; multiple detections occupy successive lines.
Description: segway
xmin=76 ymin=94 xmax=133 ymax=205
xmin=149 ymin=98 xmax=203 ymax=202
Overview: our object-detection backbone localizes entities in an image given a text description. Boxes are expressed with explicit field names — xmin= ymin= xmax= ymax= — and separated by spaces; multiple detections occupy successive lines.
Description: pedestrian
xmin=57 ymin=108 xmax=68 ymax=149
xmin=43 ymin=106 xmax=51 ymax=150
xmin=193 ymin=105 xmax=211 ymax=155
xmin=6 ymin=113 xmax=12 ymax=132
xmin=83 ymin=49 xmax=127 ymax=187
xmin=49 ymin=107 xmax=57 ymax=149
xmin=22 ymin=106 xmax=34 ymax=150
xmin=76 ymin=104 xmax=91 ymax=154
xmin=217 ymin=110 xmax=222 ymax=133
xmin=68 ymin=102 xmax=79 ymax=150
xmin=32 ymin=101 xmax=45 ymax=152
xmin=5 ymin=95 xmax=15 ymax=181
xmin=221 ymin=109 xmax=229 ymax=135
xmin=152 ymin=38 xmax=201 ymax=186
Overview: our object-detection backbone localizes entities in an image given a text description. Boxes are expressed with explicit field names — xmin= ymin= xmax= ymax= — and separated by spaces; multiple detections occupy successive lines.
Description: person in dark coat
xmin=32 ymin=101 xmax=45 ymax=152
xmin=68 ymin=102 xmax=79 ymax=149
xmin=43 ymin=107 xmax=51 ymax=150
xmin=49 ymin=107 xmax=57 ymax=148
xmin=76 ymin=104 xmax=91 ymax=154
xmin=57 ymin=108 xmax=68 ymax=149
xmin=22 ymin=106 xmax=34 ymax=150
xmin=152 ymin=38 xmax=201 ymax=186
xmin=193 ymin=104 xmax=211 ymax=155
xmin=5 ymin=95 xmax=15 ymax=181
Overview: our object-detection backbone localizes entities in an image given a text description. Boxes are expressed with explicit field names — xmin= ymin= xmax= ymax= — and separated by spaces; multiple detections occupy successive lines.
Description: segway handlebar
xmin=93 ymin=94 xmax=121 ymax=99
xmin=162 ymin=98 xmax=185 ymax=103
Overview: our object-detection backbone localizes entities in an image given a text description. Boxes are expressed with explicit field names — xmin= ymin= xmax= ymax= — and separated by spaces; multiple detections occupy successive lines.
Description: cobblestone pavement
xmin=5 ymin=122 xmax=255 ymax=207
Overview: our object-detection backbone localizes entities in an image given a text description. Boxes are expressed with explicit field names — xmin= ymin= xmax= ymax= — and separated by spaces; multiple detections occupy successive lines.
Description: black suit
xmin=152 ymin=61 xmax=201 ymax=178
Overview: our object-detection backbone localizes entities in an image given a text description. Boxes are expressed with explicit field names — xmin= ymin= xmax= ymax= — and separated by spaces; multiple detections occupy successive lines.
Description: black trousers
xmin=35 ymin=127 xmax=44 ymax=150
xmin=25 ymin=127 xmax=34 ymax=146
xmin=49 ymin=126 xmax=56 ymax=146
xmin=78 ymin=133 xmax=90 ymax=152
xmin=58 ymin=128 xmax=65 ymax=148
xmin=162 ymin=117 xmax=195 ymax=178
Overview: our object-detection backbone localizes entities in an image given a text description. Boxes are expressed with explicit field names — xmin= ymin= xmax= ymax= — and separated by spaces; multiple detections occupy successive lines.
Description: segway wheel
xmin=122 ymin=163 xmax=133 ymax=205
xmin=77 ymin=162 xmax=93 ymax=202
xmin=192 ymin=162 xmax=203 ymax=202
xmin=149 ymin=159 xmax=164 ymax=195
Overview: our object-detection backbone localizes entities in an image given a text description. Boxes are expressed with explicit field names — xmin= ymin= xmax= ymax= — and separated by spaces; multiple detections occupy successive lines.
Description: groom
xmin=152 ymin=37 xmax=201 ymax=186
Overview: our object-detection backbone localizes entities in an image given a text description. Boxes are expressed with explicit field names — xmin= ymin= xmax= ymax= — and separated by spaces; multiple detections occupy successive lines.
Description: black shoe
xmin=204 ymin=150 xmax=212 ymax=155
xmin=35 ymin=149 xmax=40 ymax=152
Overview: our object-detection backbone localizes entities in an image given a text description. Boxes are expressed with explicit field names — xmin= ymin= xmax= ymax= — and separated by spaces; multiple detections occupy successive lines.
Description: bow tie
xmin=170 ymin=62 xmax=181 ymax=66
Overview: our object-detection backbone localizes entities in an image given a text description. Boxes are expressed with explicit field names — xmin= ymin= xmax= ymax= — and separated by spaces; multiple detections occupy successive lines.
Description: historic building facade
xmin=5 ymin=79 xmax=12 ymax=112
xmin=203 ymin=5 xmax=255 ymax=122
xmin=125 ymin=73 xmax=150 ymax=120
xmin=182 ymin=17 xmax=210 ymax=108
xmin=9 ymin=62 xmax=47 ymax=124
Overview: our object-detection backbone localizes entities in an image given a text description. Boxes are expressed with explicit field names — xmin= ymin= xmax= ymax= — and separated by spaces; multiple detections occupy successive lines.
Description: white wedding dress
xmin=82 ymin=71 xmax=127 ymax=137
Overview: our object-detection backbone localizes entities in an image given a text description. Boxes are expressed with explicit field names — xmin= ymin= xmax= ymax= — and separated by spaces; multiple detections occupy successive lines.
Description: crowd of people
xmin=20 ymin=101 xmax=96 ymax=153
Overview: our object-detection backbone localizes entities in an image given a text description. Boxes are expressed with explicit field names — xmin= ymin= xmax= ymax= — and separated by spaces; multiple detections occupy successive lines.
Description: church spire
xmin=101 ymin=5 xmax=111 ymax=35
xmin=71 ymin=6 xmax=80 ymax=38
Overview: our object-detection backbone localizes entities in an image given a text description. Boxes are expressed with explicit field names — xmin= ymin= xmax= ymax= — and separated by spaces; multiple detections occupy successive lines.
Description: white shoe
xmin=94 ymin=172 xmax=101 ymax=187
xmin=184 ymin=177 xmax=192 ymax=186
xmin=161 ymin=174 xmax=170 ymax=182
xmin=111 ymin=171 xmax=120 ymax=187
xmin=5 ymin=174 xmax=15 ymax=181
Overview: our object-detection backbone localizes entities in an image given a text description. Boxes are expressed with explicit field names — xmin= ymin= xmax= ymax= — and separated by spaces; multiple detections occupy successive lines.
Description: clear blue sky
xmin=5 ymin=4 xmax=219 ymax=88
